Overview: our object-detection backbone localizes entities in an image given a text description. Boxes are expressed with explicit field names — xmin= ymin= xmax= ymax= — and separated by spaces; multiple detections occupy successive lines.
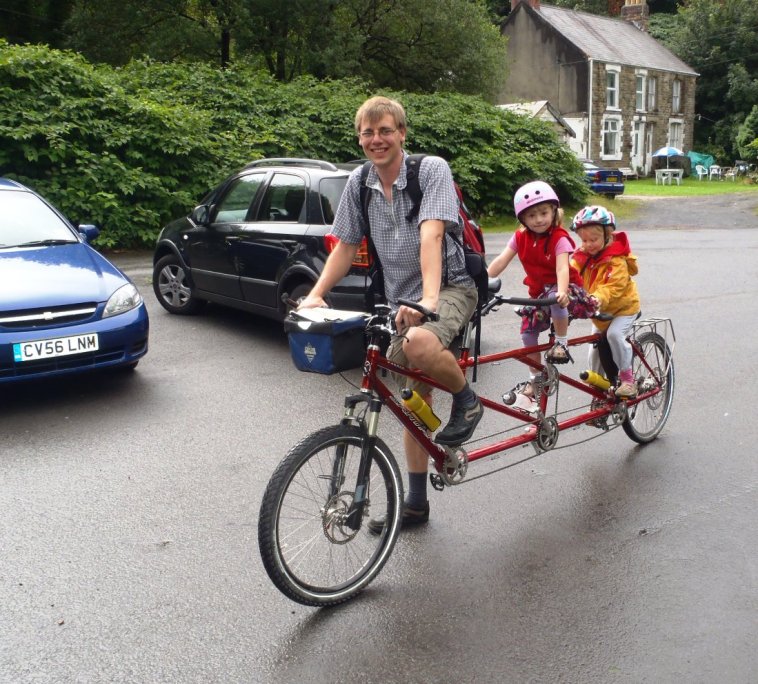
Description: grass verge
xmin=479 ymin=176 xmax=758 ymax=233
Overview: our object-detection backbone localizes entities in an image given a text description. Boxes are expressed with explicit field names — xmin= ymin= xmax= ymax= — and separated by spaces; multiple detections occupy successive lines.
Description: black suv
xmin=152 ymin=158 xmax=371 ymax=320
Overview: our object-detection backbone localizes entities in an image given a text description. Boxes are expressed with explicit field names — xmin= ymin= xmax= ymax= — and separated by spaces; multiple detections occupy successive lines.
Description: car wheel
xmin=153 ymin=254 xmax=205 ymax=315
xmin=283 ymin=282 xmax=313 ymax=316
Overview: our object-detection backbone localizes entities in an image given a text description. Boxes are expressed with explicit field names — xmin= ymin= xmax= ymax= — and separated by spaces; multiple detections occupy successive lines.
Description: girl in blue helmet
xmin=488 ymin=181 xmax=592 ymax=411
xmin=570 ymin=205 xmax=641 ymax=398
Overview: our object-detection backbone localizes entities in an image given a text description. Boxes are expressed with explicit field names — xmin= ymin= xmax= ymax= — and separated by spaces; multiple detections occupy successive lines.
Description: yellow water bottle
xmin=401 ymin=388 xmax=441 ymax=431
xmin=580 ymin=370 xmax=611 ymax=391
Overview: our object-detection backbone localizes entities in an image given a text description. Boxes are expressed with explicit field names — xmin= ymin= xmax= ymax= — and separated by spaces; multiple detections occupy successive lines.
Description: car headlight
xmin=103 ymin=283 xmax=143 ymax=318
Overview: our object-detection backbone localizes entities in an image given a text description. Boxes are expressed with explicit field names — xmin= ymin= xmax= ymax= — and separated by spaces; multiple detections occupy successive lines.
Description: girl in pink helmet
xmin=487 ymin=181 xmax=591 ymax=410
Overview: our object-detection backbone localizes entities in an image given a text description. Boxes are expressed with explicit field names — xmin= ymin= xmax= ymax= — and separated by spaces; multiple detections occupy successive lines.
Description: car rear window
xmin=319 ymin=178 xmax=348 ymax=224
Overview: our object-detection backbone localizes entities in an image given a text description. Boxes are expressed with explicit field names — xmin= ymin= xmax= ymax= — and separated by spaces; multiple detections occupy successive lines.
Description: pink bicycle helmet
xmin=570 ymin=205 xmax=616 ymax=232
xmin=513 ymin=181 xmax=560 ymax=218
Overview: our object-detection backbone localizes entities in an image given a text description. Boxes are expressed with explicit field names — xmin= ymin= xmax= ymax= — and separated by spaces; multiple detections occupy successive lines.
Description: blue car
xmin=581 ymin=160 xmax=625 ymax=199
xmin=0 ymin=178 xmax=149 ymax=383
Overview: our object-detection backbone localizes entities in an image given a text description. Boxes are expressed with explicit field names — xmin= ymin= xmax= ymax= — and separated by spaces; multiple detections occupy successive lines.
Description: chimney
xmin=620 ymin=0 xmax=649 ymax=32
xmin=511 ymin=0 xmax=541 ymax=10
xmin=607 ymin=0 xmax=623 ymax=16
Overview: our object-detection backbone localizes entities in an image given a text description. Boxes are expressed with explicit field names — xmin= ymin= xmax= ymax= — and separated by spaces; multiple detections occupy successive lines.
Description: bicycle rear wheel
xmin=623 ymin=331 xmax=674 ymax=443
xmin=258 ymin=424 xmax=403 ymax=607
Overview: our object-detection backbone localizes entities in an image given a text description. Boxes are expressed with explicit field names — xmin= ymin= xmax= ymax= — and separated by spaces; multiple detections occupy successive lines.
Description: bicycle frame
xmin=258 ymin=303 xmax=674 ymax=606
xmin=342 ymin=311 xmax=674 ymax=484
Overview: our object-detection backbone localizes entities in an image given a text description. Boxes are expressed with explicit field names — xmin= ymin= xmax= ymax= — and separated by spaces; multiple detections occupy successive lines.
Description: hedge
xmin=0 ymin=41 xmax=588 ymax=248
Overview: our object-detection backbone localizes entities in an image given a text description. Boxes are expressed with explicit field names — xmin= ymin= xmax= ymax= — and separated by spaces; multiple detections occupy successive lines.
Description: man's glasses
xmin=359 ymin=127 xmax=397 ymax=140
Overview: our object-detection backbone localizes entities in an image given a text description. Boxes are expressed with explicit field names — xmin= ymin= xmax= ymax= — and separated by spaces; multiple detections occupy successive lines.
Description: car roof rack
xmin=243 ymin=158 xmax=339 ymax=171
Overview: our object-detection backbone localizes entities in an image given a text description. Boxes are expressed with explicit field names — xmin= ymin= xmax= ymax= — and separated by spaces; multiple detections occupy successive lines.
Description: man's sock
xmin=406 ymin=471 xmax=428 ymax=509
xmin=452 ymin=381 xmax=476 ymax=407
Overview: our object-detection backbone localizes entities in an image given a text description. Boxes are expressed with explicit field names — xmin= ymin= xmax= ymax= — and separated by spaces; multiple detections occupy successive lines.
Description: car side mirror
xmin=191 ymin=204 xmax=211 ymax=225
xmin=78 ymin=224 xmax=100 ymax=242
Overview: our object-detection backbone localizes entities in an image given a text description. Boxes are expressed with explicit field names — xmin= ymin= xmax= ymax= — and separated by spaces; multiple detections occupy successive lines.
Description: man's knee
xmin=403 ymin=327 xmax=443 ymax=366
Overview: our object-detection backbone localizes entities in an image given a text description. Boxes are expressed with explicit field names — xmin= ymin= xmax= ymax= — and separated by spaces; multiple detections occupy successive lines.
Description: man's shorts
xmin=386 ymin=284 xmax=477 ymax=396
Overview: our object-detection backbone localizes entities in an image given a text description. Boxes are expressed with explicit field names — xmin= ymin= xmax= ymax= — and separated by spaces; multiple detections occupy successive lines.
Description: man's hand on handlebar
xmin=296 ymin=293 xmax=327 ymax=310
xmin=395 ymin=298 xmax=440 ymax=334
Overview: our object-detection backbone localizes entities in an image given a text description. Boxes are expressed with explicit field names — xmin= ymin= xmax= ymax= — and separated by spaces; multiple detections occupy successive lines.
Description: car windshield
xmin=0 ymin=190 xmax=77 ymax=248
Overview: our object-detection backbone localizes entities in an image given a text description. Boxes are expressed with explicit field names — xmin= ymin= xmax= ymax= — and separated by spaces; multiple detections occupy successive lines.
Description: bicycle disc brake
xmin=321 ymin=491 xmax=360 ymax=544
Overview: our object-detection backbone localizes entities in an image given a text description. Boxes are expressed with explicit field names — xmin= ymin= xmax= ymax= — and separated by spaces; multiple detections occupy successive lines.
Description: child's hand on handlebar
xmin=555 ymin=289 xmax=570 ymax=308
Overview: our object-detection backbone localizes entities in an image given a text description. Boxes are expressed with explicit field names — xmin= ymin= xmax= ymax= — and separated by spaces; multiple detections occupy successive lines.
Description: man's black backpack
xmin=358 ymin=154 xmax=489 ymax=376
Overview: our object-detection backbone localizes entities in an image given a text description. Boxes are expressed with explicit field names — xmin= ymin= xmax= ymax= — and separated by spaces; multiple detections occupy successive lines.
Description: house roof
xmin=516 ymin=3 xmax=698 ymax=76
xmin=497 ymin=100 xmax=576 ymax=137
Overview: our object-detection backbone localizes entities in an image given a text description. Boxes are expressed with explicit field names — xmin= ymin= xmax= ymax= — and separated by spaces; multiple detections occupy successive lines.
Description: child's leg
xmin=550 ymin=303 xmax=569 ymax=342
xmin=606 ymin=315 xmax=637 ymax=374
xmin=545 ymin=301 xmax=571 ymax=363
xmin=606 ymin=315 xmax=638 ymax=395
xmin=521 ymin=330 xmax=542 ymax=385
xmin=588 ymin=324 xmax=603 ymax=374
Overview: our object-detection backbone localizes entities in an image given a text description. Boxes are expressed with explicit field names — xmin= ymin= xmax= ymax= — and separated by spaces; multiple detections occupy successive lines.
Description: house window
xmin=635 ymin=73 xmax=646 ymax=112
xmin=647 ymin=77 xmax=657 ymax=110
xmin=672 ymin=79 xmax=682 ymax=113
xmin=669 ymin=120 xmax=683 ymax=150
xmin=601 ymin=116 xmax=622 ymax=159
xmin=606 ymin=65 xmax=620 ymax=110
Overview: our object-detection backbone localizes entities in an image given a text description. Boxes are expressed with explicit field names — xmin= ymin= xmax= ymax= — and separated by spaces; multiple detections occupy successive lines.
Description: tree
xmin=665 ymin=0 xmax=758 ymax=160
xmin=0 ymin=0 xmax=75 ymax=47
xmin=63 ymin=0 xmax=507 ymax=99
xmin=736 ymin=106 xmax=758 ymax=163
xmin=64 ymin=0 xmax=229 ymax=65
xmin=324 ymin=0 xmax=508 ymax=99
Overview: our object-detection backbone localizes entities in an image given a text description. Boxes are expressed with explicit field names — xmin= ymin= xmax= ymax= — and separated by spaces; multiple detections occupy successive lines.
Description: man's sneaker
xmin=615 ymin=381 xmax=638 ymax=398
xmin=434 ymin=397 xmax=483 ymax=446
xmin=545 ymin=342 xmax=572 ymax=364
xmin=367 ymin=501 xmax=430 ymax=535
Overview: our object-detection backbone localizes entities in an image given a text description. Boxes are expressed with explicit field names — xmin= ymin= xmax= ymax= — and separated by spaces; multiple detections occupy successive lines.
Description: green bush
xmin=0 ymin=42 xmax=588 ymax=248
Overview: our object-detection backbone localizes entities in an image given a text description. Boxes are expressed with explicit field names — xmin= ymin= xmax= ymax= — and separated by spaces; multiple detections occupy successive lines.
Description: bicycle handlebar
xmin=495 ymin=295 xmax=559 ymax=307
xmin=396 ymin=298 xmax=440 ymax=322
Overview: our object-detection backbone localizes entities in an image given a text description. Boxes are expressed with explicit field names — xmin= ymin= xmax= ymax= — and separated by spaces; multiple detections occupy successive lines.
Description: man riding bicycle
xmin=297 ymin=95 xmax=482 ymax=531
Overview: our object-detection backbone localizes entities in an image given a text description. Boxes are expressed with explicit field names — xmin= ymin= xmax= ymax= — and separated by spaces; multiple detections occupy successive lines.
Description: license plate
xmin=13 ymin=333 xmax=99 ymax=362
xmin=607 ymin=176 xmax=618 ymax=182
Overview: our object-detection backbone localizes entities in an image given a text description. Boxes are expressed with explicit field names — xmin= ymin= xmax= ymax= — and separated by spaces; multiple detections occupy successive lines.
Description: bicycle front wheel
xmin=623 ymin=331 xmax=675 ymax=444
xmin=258 ymin=424 xmax=403 ymax=607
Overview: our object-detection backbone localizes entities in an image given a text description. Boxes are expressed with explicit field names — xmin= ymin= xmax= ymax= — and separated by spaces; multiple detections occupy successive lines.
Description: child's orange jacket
xmin=570 ymin=231 xmax=640 ymax=332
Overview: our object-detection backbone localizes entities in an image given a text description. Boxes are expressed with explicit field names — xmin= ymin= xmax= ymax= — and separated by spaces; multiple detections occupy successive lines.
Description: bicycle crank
xmin=429 ymin=446 xmax=469 ymax=489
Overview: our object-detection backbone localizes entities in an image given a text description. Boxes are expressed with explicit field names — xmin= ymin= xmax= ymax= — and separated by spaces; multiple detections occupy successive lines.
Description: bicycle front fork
xmin=340 ymin=393 xmax=384 ymax=531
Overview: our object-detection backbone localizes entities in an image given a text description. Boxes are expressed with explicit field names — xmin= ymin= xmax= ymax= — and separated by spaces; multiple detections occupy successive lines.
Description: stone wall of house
xmin=589 ymin=61 xmax=696 ymax=168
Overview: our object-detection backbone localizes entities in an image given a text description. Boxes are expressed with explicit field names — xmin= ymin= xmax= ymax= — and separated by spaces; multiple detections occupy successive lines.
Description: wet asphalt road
xmin=1 ymin=195 xmax=757 ymax=683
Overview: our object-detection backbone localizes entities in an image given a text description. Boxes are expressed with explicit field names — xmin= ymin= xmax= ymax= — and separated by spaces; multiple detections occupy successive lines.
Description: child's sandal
xmin=545 ymin=342 xmax=572 ymax=364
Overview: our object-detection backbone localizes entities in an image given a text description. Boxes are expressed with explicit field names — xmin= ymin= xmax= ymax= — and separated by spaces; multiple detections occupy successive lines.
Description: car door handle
xmin=225 ymin=236 xmax=243 ymax=243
